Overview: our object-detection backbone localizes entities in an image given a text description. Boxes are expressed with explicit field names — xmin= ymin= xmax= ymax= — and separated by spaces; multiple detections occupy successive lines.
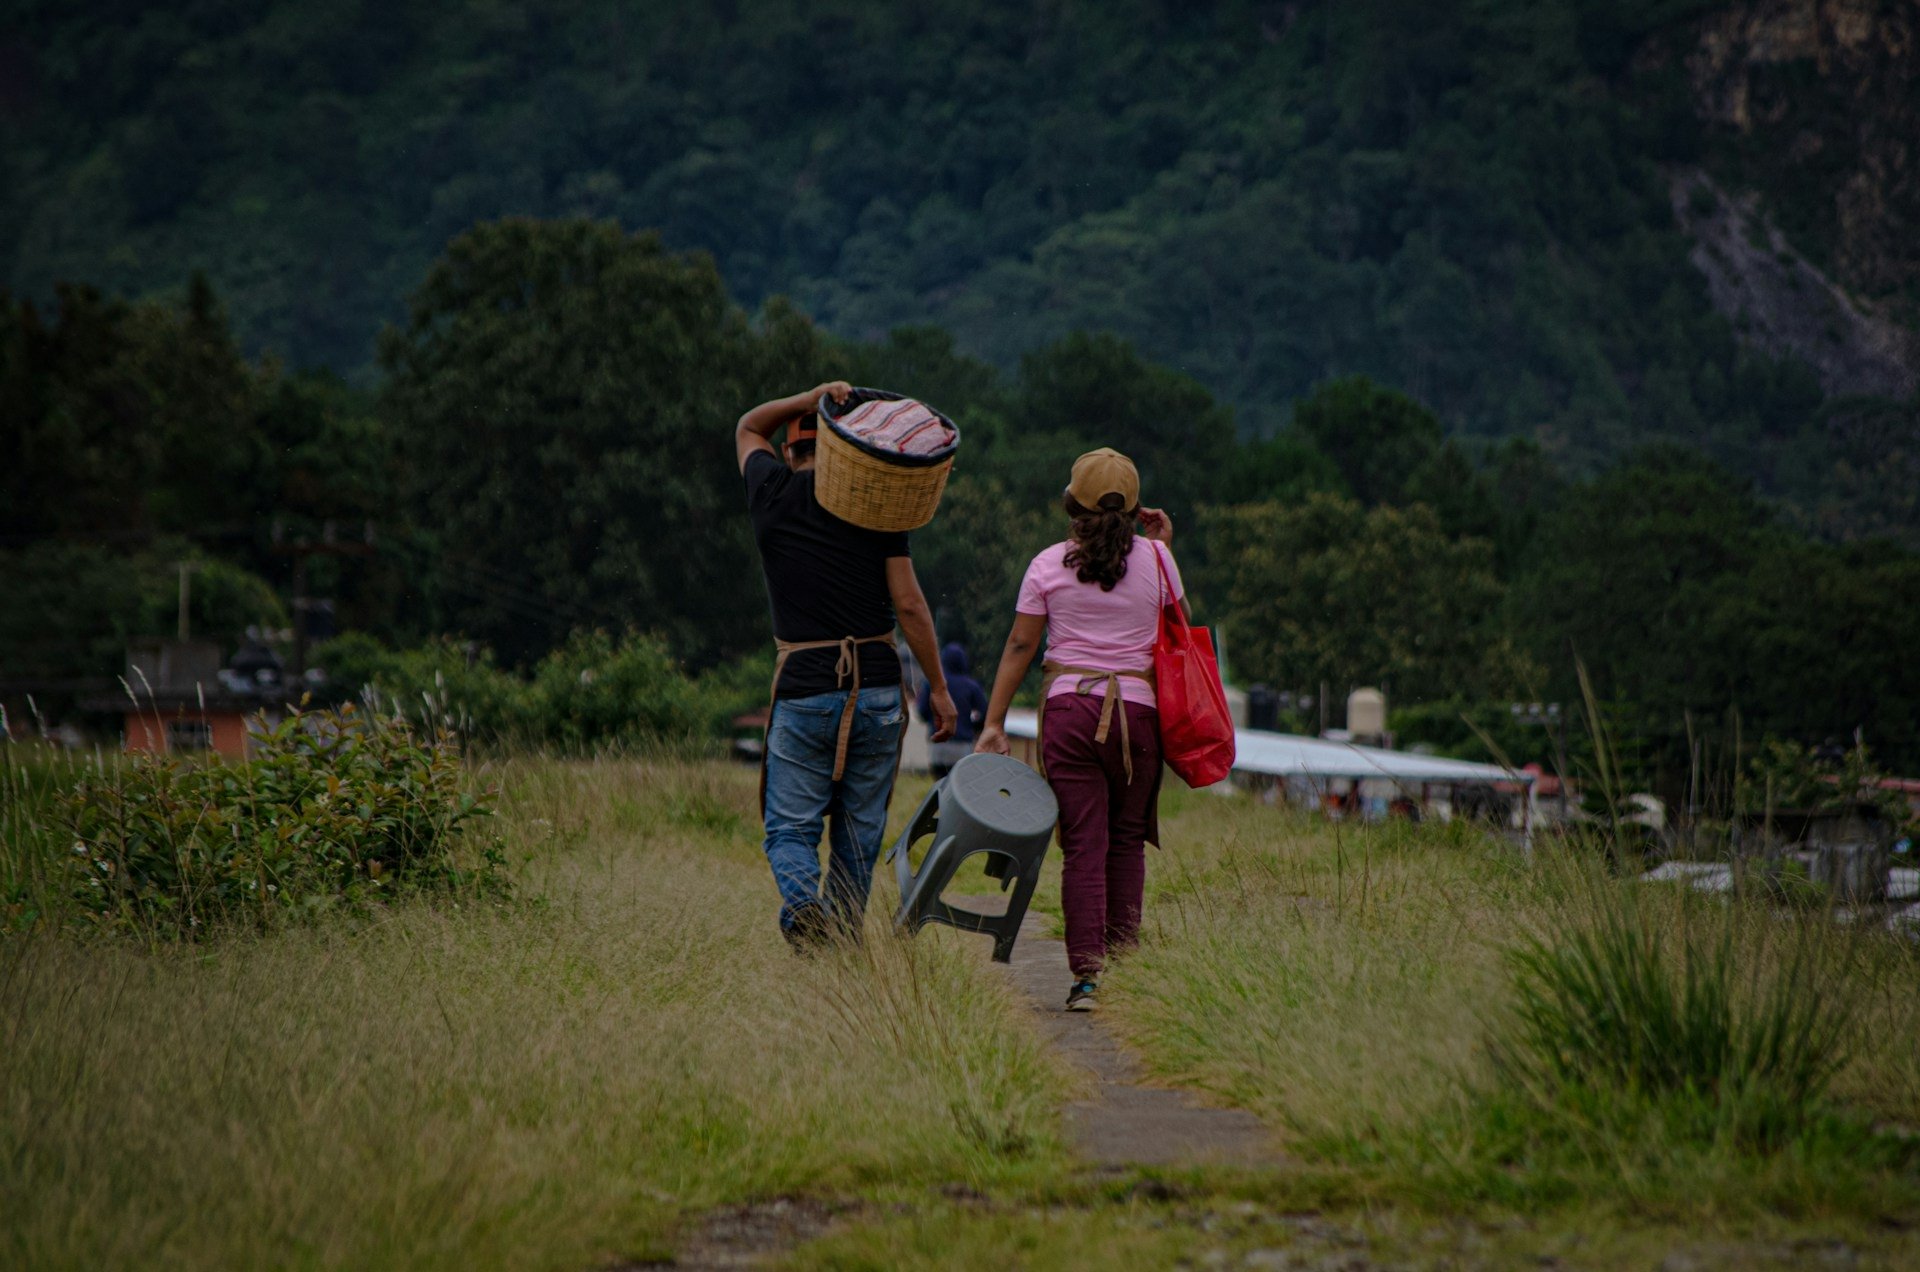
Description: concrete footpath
xmin=993 ymin=907 xmax=1281 ymax=1169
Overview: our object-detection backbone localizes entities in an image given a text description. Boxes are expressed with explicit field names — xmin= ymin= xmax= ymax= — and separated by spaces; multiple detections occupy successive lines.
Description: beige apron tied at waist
xmin=768 ymin=634 xmax=897 ymax=784
xmin=1038 ymin=662 xmax=1156 ymax=784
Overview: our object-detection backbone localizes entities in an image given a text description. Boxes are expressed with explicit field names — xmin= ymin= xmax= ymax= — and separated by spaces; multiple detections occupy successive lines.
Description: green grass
xmin=7 ymin=755 xmax=1919 ymax=1270
xmin=0 ymin=758 xmax=1069 ymax=1269
xmin=1102 ymin=796 xmax=1920 ymax=1226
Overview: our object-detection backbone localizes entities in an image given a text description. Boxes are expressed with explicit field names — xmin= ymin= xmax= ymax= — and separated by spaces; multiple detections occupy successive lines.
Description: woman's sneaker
xmin=1065 ymin=979 xmax=1098 ymax=1011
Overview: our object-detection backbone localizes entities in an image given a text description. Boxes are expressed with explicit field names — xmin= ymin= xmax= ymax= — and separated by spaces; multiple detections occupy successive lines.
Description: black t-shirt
xmin=745 ymin=450 xmax=910 ymax=697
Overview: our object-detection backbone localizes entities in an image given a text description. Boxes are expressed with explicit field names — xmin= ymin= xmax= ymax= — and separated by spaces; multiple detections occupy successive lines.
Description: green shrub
xmin=317 ymin=629 xmax=723 ymax=752
xmin=530 ymin=630 xmax=704 ymax=749
xmin=320 ymin=633 xmax=538 ymax=742
xmin=1491 ymin=882 xmax=1853 ymax=1151
xmin=63 ymin=705 xmax=500 ymax=938
xmin=690 ymin=646 xmax=776 ymax=734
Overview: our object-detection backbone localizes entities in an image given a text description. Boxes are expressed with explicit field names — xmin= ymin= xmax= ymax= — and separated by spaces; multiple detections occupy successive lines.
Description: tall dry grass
xmin=0 ymin=758 xmax=1068 ymax=1270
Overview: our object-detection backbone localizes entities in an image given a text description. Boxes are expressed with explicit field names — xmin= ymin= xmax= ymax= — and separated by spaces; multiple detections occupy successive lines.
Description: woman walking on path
xmin=973 ymin=448 xmax=1184 ymax=1010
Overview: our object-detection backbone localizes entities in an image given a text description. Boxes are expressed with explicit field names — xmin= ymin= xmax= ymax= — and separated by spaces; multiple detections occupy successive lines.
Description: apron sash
xmin=1037 ymin=662 xmax=1155 ymax=785
xmin=760 ymin=634 xmax=897 ymax=813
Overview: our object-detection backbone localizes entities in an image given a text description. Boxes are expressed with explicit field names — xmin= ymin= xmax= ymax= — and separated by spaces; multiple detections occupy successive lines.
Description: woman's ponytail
xmin=1062 ymin=494 xmax=1136 ymax=591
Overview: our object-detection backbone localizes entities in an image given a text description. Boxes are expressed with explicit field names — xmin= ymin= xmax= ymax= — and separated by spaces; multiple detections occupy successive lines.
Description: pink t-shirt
xmin=1016 ymin=537 xmax=1185 ymax=708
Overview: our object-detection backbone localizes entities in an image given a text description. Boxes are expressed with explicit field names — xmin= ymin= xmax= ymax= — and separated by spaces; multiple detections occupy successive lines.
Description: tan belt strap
xmin=1038 ymin=662 xmax=1155 ymax=784
xmin=770 ymin=634 xmax=896 ymax=782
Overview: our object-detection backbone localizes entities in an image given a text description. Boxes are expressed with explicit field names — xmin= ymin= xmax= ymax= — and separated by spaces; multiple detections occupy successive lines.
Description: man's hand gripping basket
xmin=814 ymin=389 xmax=960 ymax=532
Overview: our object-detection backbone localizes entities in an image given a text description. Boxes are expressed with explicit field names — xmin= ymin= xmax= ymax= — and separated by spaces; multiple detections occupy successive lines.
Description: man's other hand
xmin=813 ymin=380 xmax=852 ymax=409
xmin=929 ymin=686 xmax=958 ymax=742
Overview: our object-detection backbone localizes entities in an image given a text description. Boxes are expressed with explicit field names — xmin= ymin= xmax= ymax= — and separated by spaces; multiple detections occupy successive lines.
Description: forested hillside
xmin=5 ymin=0 xmax=1915 ymax=534
xmin=8 ymin=222 xmax=1920 ymax=782
xmin=6 ymin=1 xmax=1920 ymax=785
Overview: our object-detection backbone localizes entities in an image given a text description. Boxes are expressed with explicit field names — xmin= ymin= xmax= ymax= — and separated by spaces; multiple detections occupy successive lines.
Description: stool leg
xmin=888 ymin=784 xmax=944 ymax=915
xmin=989 ymin=851 xmax=1046 ymax=963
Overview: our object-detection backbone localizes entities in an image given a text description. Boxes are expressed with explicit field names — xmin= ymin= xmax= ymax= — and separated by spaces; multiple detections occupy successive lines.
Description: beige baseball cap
xmin=1066 ymin=447 xmax=1140 ymax=512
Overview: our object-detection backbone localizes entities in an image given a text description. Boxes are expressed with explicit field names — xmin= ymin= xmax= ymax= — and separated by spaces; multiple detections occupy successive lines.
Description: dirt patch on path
xmin=986 ymin=904 xmax=1283 ymax=1169
xmin=612 ymin=1198 xmax=849 ymax=1270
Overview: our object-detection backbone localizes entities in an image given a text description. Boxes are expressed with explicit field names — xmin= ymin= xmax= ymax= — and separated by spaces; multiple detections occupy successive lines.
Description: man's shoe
xmin=783 ymin=902 xmax=831 ymax=954
xmin=1065 ymin=979 xmax=1098 ymax=1011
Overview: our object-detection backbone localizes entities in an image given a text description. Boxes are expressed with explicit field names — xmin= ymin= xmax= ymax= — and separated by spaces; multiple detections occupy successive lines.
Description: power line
xmin=377 ymin=538 xmax=604 ymax=629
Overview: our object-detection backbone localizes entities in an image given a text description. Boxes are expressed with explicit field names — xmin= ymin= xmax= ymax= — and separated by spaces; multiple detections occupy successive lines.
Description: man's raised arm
xmin=734 ymin=381 xmax=851 ymax=472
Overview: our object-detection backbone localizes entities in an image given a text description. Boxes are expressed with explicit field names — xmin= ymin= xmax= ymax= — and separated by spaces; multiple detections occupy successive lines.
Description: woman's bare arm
xmin=973 ymin=612 xmax=1046 ymax=755
xmin=1139 ymin=507 xmax=1191 ymax=623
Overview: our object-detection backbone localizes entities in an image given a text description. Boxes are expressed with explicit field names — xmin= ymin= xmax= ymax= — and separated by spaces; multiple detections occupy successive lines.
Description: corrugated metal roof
xmin=1005 ymin=709 xmax=1533 ymax=785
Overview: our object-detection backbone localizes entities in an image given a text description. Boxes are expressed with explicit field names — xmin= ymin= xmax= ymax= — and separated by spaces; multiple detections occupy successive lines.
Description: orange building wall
xmin=123 ymin=709 xmax=253 ymax=759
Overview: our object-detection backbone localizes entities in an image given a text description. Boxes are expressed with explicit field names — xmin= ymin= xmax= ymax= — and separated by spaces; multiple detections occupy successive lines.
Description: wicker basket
xmin=814 ymin=389 xmax=959 ymax=532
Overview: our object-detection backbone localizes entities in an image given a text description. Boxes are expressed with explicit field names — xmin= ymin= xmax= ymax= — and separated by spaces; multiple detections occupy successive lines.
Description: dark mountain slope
xmin=3 ymin=1 xmax=1913 ymax=528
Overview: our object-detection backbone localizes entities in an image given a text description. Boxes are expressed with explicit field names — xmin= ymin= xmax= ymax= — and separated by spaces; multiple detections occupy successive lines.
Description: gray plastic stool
xmin=889 ymin=753 xmax=1058 ymax=962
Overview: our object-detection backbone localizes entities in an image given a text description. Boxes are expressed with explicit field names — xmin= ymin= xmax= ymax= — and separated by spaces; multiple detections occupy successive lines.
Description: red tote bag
xmin=1151 ymin=545 xmax=1236 ymax=787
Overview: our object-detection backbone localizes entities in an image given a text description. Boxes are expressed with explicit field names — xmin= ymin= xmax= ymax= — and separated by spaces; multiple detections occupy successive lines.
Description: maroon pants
xmin=1041 ymin=694 xmax=1162 ymax=980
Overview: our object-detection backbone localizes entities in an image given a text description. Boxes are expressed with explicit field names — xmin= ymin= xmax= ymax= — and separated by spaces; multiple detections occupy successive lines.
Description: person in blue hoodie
xmin=918 ymin=642 xmax=988 ymax=776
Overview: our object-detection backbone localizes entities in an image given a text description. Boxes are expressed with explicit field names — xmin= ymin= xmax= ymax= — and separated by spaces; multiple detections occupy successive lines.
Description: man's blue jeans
xmin=763 ymin=685 xmax=905 ymax=932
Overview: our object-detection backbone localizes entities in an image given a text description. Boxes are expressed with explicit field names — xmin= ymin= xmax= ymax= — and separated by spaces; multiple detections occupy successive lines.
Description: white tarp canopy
xmin=1004 ymin=709 xmax=1532 ymax=787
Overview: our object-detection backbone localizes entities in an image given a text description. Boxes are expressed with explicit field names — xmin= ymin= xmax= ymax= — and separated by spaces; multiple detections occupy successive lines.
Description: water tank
xmin=1347 ymin=687 xmax=1386 ymax=740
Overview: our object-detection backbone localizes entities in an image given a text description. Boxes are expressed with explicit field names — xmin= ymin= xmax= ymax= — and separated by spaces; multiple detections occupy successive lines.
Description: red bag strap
xmin=1151 ymin=542 xmax=1189 ymax=635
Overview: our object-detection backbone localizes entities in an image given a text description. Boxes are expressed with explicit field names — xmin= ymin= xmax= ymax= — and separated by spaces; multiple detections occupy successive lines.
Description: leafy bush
xmin=1492 ymin=882 xmax=1853 ymax=1151
xmin=63 ymin=705 xmax=500 ymax=938
xmin=318 ymin=629 xmax=750 ymax=753
xmin=317 ymin=632 xmax=538 ymax=742
xmin=689 ymin=646 xmax=776 ymax=734
xmin=530 ymin=630 xmax=705 ymax=748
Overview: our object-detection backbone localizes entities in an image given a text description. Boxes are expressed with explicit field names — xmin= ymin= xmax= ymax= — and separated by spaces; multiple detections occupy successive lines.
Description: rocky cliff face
xmin=1658 ymin=1 xmax=1912 ymax=349
xmin=1671 ymin=169 xmax=1918 ymax=398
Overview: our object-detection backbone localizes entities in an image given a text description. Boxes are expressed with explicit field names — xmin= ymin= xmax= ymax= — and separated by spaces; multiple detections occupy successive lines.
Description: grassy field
xmin=4 ymin=754 xmax=1918 ymax=1270
xmin=1112 ymin=794 xmax=1920 ymax=1216
xmin=0 ymin=758 xmax=1068 ymax=1268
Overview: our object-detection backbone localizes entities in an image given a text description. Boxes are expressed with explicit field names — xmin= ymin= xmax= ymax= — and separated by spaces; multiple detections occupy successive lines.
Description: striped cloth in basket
xmin=835 ymin=399 xmax=957 ymax=457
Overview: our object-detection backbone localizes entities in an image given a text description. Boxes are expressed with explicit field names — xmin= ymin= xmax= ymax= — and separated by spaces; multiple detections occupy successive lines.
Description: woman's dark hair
xmin=1061 ymin=493 xmax=1135 ymax=591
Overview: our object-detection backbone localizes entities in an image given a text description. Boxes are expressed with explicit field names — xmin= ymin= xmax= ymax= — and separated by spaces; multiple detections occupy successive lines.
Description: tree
xmin=1216 ymin=430 xmax=1348 ymax=508
xmin=0 ymin=278 xmax=263 ymax=541
xmin=837 ymin=325 xmax=1009 ymax=431
xmin=1200 ymin=493 xmax=1533 ymax=702
xmin=378 ymin=218 xmax=824 ymax=667
xmin=9 ymin=0 xmax=1904 ymax=547
xmin=1514 ymin=447 xmax=1920 ymax=773
xmin=0 ymin=541 xmax=283 ymax=688
xmin=1290 ymin=375 xmax=1444 ymax=509
xmin=908 ymin=474 xmax=1054 ymax=687
xmin=1008 ymin=332 xmax=1237 ymax=520
xmin=1481 ymin=437 xmax=1566 ymax=576
xmin=1511 ymin=447 xmax=1770 ymax=730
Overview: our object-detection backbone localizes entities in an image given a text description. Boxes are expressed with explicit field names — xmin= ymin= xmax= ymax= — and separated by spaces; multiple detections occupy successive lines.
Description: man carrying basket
xmin=736 ymin=381 xmax=957 ymax=950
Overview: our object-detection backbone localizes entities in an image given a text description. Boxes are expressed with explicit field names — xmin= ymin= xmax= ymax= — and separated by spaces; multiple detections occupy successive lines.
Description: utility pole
xmin=176 ymin=561 xmax=197 ymax=640
xmin=271 ymin=520 xmax=376 ymax=678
